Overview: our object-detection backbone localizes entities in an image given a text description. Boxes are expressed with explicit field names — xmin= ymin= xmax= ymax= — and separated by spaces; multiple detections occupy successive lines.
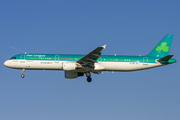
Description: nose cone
xmin=4 ymin=61 xmax=8 ymax=67
xmin=4 ymin=60 xmax=10 ymax=67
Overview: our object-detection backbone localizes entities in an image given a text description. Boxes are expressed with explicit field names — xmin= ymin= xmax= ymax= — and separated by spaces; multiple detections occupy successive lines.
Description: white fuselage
xmin=4 ymin=59 xmax=162 ymax=72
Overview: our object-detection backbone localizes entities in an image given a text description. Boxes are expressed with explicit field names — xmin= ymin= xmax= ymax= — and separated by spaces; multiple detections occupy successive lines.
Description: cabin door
xmin=55 ymin=55 xmax=59 ymax=63
xmin=20 ymin=54 xmax=25 ymax=63
xmin=143 ymin=57 xmax=148 ymax=65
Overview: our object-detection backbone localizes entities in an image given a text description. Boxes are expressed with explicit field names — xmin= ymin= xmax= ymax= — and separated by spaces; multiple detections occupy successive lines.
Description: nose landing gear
xmin=21 ymin=69 xmax=25 ymax=78
xmin=86 ymin=72 xmax=92 ymax=82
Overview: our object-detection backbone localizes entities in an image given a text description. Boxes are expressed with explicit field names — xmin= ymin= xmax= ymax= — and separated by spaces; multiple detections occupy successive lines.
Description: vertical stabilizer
xmin=146 ymin=34 xmax=173 ymax=58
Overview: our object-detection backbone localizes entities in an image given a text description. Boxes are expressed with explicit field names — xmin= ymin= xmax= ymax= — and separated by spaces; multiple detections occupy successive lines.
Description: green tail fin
xmin=146 ymin=34 xmax=174 ymax=58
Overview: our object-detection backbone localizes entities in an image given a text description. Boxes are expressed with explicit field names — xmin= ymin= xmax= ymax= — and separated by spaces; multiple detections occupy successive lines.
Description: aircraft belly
xmin=10 ymin=60 xmax=161 ymax=72
xmin=100 ymin=62 xmax=161 ymax=71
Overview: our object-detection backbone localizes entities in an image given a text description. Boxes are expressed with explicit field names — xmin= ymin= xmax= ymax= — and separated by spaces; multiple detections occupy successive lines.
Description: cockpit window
xmin=11 ymin=57 xmax=16 ymax=59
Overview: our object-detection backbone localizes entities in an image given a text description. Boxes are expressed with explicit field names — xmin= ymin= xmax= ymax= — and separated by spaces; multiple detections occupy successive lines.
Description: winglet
xmin=102 ymin=44 xmax=107 ymax=49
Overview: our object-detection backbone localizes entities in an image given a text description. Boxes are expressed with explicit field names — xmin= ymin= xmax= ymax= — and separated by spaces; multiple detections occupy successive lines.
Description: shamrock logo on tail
xmin=156 ymin=42 xmax=169 ymax=53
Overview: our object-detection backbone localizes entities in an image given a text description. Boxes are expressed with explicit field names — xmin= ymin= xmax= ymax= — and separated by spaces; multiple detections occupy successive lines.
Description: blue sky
xmin=0 ymin=0 xmax=180 ymax=120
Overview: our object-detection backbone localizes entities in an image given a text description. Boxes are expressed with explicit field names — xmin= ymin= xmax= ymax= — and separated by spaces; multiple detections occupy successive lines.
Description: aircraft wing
xmin=77 ymin=45 xmax=106 ymax=66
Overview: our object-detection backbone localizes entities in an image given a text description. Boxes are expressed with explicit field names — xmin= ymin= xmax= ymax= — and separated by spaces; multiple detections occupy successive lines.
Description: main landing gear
xmin=21 ymin=69 xmax=25 ymax=78
xmin=86 ymin=72 xmax=92 ymax=82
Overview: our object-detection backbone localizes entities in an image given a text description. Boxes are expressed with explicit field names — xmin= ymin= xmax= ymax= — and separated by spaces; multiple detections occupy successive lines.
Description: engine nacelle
xmin=65 ymin=71 xmax=84 ymax=79
xmin=63 ymin=62 xmax=76 ymax=71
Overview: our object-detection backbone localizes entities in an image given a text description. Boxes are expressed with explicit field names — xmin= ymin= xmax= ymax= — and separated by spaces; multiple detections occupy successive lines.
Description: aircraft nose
xmin=4 ymin=60 xmax=9 ymax=67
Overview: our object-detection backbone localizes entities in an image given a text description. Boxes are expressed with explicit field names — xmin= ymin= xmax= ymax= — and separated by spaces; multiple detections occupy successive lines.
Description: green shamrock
xmin=156 ymin=42 xmax=169 ymax=53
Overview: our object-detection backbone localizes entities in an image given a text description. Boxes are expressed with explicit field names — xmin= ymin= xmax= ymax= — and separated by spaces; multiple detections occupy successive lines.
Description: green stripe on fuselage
xmin=10 ymin=54 xmax=159 ymax=63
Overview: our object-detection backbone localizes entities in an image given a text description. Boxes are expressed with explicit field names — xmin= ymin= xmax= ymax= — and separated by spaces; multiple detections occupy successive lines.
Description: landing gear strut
xmin=21 ymin=69 xmax=25 ymax=78
xmin=86 ymin=72 xmax=92 ymax=82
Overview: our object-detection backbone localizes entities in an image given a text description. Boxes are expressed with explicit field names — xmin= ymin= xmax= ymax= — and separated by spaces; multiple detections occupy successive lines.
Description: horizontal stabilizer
xmin=158 ymin=55 xmax=174 ymax=62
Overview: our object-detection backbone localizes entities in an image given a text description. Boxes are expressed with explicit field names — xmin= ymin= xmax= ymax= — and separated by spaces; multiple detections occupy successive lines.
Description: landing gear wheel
xmin=87 ymin=77 xmax=92 ymax=82
xmin=21 ymin=74 xmax=25 ymax=78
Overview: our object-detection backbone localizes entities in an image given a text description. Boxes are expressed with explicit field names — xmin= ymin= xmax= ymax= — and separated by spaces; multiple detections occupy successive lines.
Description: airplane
xmin=4 ymin=34 xmax=176 ymax=82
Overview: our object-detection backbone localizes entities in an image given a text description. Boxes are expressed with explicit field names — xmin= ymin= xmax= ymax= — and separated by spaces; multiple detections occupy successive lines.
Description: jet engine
xmin=65 ymin=71 xmax=84 ymax=79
